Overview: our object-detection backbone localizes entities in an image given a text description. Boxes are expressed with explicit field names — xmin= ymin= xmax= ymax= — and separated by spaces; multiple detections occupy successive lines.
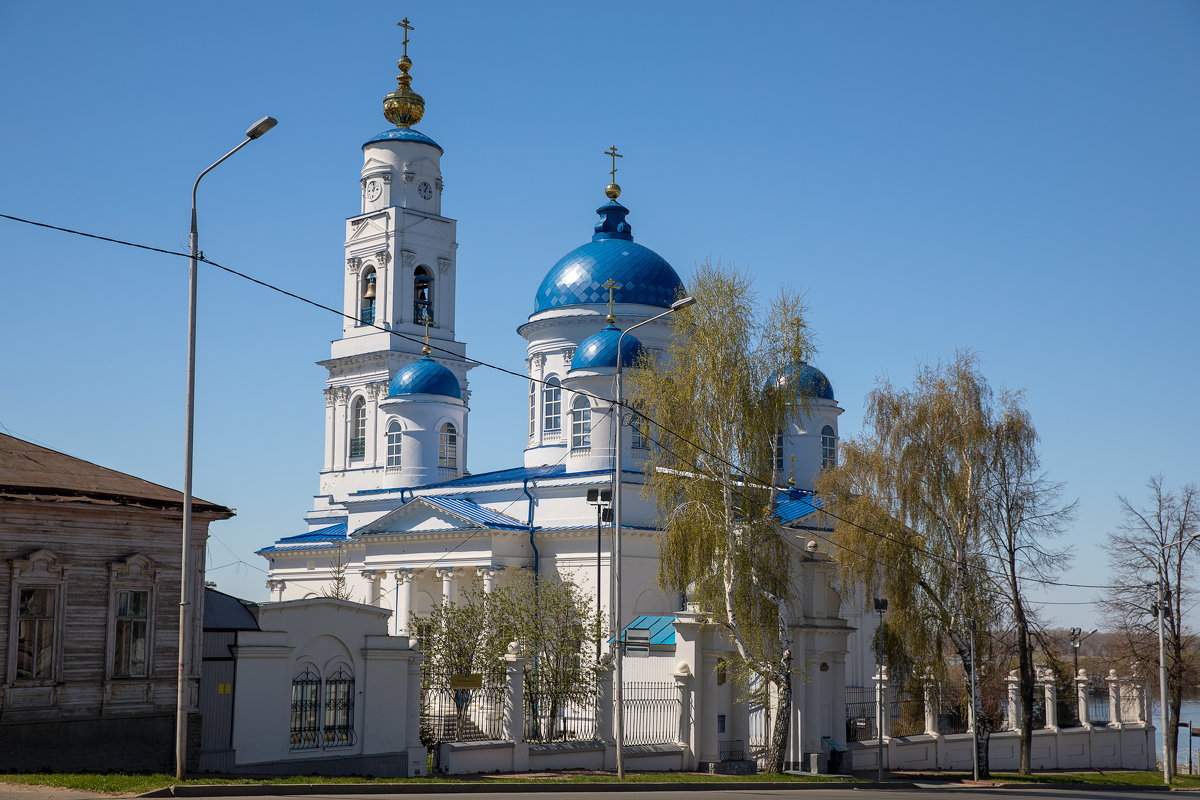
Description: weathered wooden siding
xmin=0 ymin=498 xmax=221 ymax=724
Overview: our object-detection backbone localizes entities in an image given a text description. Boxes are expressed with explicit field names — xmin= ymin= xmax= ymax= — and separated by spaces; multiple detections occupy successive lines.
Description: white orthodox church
xmin=257 ymin=29 xmax=877 ymax=739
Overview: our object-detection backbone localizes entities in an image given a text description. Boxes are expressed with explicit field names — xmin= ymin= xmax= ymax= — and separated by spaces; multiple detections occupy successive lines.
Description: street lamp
xmin=586 ymin=488 xmax=612 ymax=660
xmin=612 ymin=294 xmax=694 ymax=780
xmin=873 ymin=598 xmax=888 ymax=782
xmin=176 ymin=115 xmax=277 ymax=781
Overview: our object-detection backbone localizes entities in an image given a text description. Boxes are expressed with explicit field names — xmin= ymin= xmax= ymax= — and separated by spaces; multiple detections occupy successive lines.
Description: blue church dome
xmin=772 ymin=363 xmax=835 ymax=401
xmin=571 ymin=325 xmax=646 ymax=370
xmin=388 ymin=356 xmax=461 ymax=398
xmin=534 ymin=201 xmax=685 ymax=313
xmin=363 ymin=127 xmax=444 ymax=153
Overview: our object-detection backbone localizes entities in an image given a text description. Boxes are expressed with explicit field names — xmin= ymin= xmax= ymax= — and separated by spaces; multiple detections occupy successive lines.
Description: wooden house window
xmin=113 ymin=589 xmax=149 ymax=678
xmin=16 ymin=587 xmax=56 ymax=680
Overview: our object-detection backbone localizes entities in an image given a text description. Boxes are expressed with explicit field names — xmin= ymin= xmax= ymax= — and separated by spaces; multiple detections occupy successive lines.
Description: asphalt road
xmin=160 ymin=788 xmax=1177 ymax=800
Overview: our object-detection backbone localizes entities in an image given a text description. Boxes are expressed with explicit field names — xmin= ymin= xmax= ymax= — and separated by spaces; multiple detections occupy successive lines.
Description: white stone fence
xmin=845 ymin=666 xmax=1156 ymax=772
xmin=431 ymin=648 xmax=691 ymax=775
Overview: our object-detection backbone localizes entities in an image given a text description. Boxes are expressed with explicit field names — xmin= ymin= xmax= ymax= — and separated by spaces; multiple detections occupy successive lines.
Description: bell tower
xmin=309 ymin=20 xmax=472 ymax=526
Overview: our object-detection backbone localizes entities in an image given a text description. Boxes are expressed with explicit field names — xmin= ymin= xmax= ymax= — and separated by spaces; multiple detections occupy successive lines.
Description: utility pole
xmin=874 ymin=598 xmax=888 ymax=782
xmin=969 ymin=619 xmax=980 ymax=783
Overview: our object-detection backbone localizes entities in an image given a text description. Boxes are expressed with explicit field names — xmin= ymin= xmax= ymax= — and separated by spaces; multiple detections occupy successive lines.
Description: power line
xmin=0 ymin=210 xmax=1140 ymax=596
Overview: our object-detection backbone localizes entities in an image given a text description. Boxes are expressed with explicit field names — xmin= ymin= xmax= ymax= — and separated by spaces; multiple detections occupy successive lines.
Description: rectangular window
xmin=571 ymin=405 xmax=591 ymax=450
xmin=438 ymin=425 xmax=457 ymax=469
xmin=114 ymin=589 xmax=149 ymax=678
xmin=16 ymin=587 xmax=56 ymax=680
xmin=528 ymin=381 xmax=536 ymax=437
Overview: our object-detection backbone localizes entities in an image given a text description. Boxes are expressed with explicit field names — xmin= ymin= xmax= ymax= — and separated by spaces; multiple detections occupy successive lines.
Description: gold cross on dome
xmin=422 ymin=313 xmax=431 ymax=355
xmin=602 ymin=279 xmax=622 ymax=324
xmin=788 ymin=455 xmax=796 ymax=486
xmin=603 ymin=145 xmax=622 ymax=183
xmin=398 ymin=18 xmax=414 ymax=57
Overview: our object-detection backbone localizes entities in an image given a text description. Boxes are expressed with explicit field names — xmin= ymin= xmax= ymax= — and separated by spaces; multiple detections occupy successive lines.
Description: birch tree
xmin=1102 ymin=478 xmax=1200 ymax=773
xmin=628 ymin=263 xmax=814 ymax=773
xmin=981 ymin=390 xmax=1074 ymax=774
xmin=816 ymin=351 xmax=1001 ymax=777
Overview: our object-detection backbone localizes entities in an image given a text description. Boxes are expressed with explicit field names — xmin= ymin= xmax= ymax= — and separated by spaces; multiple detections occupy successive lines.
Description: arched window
xmin=630 ymin=406 xmax=650 ymax=451
xmin=290 ymin=666 xmax=321 ymax=750
xmin=439 ymin=422 xmax=457 ymax=468
xmin=359 ymin=269 xmax=377 ymax=325
xmin=773 ymin=430 xmax=785 ymax=472
xmin=543 ymin=377 xmax=562 ymax=434
xmin=413 ymin=266 xmax=433 ymax=324
xmin=323 ymin=668 xmax=356 ymax=748
xmin=386 ymin=420 xmax=403 ymax=469
xmin=349 ymin=397 xmax=366 ymax=459
xmin=528 ymin=380 xmax=536 ymax=437
xmin=821 ymin=425 xmax=837 ymax=469
xmin=571 ymin=396 xmax=591 ymax=450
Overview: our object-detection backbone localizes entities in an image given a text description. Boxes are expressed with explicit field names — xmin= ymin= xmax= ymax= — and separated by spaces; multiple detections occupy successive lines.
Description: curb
xmin=138 ymin=780 xmax=919 ymax=797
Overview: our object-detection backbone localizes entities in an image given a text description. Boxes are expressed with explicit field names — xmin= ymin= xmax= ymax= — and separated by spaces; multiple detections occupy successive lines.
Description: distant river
xmin=1153 ymin=700 xmax=1200 ymax=773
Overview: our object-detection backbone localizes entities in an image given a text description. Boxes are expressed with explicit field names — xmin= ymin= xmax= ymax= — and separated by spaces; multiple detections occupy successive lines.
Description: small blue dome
xmin=772 ymin=363 xmax=835 ymax=401
xmin=363 ymin=127 xmax=444 ymax=153
xmin=572 ymin=325 xmax=646 ymax=370
xmin=388 ymin=356 xmax=461 ymax=398
xmin=534 ymin=202 xmax=685 ymax=313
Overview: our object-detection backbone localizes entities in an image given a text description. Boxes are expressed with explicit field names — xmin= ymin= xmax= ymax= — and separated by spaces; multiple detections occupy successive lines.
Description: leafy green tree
xmin=817 ymin=351 xmax=1002 ymax=777
xmin=628 ymin=263 xmax=813 ymax=773
xmin=414 ymin=570 xmax=604 ymax=742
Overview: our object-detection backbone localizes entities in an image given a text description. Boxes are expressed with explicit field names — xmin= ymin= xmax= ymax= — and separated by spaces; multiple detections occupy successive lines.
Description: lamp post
xmin=176 ymin=116 xmax=277 ymax=781
xmin=586 ymin=488 xmax=612 ymax=660
xmin=612 ymin=295 xmax=694 ymax=780
xmin=1154 ymin=532 xmax=1199 ymax=785
xmin=1068 ymin=627 xmax=1097 ymax=725
xmin=873 ymin=598 xmax=888 ymax=782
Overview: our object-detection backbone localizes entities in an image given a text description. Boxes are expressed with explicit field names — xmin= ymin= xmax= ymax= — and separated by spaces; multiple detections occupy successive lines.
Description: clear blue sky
xmin=2 ymin=1 xmax=1197 ymax=629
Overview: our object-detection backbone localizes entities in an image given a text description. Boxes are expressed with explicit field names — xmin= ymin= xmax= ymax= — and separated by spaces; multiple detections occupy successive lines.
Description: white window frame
xmin=821 ymin=424 xmax=837 ymax=469
xmin=349 ymin=396 xmax=367 ymax=461
xmin=543 ymin=377 xmax=562 ymax=435
xmin=385 ymin=419 xmax=403 ymax=469
xmin=439 ymin=422 xmax=458 ymax=469
xmin=571 ymin=396 xmax=591 ymax=451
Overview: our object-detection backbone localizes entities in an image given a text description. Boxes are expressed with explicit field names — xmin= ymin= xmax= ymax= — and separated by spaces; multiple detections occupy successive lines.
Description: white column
xmin=1107 ymin=669 xmax=1122 ymax=728
xmin=393 ymin=568 xmax=414 ymax=636
xmin=1007 ymin=670 xmax=1020 ymax=731
xmin=1041 ymin=668 xmax=1059 ymax=731
xmin=435 ymin=566 xmax=457 ymax=606
xmin=476 ymin=565 xmax=501 ymax=593
xmin=265 ymin=578 xmax=286 ymax=601
xmin=361 ymin=569 xmax=382 ymax=606
xmin=1076 ymin=669 xmax=1091 ymax=728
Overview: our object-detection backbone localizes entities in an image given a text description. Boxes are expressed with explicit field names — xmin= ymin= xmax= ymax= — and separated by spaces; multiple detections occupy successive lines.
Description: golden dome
xmin=605 ymin=183 xmax=622 ymax=200
xmin=384 ymin=18 xmax=425 ymax=129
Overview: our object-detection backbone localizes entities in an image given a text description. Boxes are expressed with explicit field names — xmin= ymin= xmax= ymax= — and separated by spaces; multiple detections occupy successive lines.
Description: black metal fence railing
xmin=845 ymin=686 xmax=877 ymax=741
xmin=891 ymin=695 xmax=926 ymax=737
xmin=622 ymin=681 xmax=680 ymax=746
xmin=525 ymin=693 xmax=598 ymax=742
xmin=719 ymin=738 xmax=746 ymax=761
xmin=421 ymin=686 xmax=505 ymax=743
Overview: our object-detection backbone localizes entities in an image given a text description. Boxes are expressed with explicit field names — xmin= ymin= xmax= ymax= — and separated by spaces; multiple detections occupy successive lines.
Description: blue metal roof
xmin=364 ymin=496 xmax=528 ymax=531
xmin=775 ymin=492 xmax=825 ymax=525
xmin=426 ymin=463 xmax=567 ymax=487
xmin=363 ymin=127 xmax=443 ymax=152
xmin=620 ymin=615 xmax=677 ymax=645
xmin=534 ymin=202 xmax=685 ymax=314
xmin=277 ymin=522 xmax=348 ymax=543
xmin=388 ymin=356 xmax=462 ymax=398
xmin=572 ymin=325 xmax=646 ymax=370
xmin=770 ymin=362 xmax=835 ymax=402
xmin=256 ymin=522 xmax=349 ymax=554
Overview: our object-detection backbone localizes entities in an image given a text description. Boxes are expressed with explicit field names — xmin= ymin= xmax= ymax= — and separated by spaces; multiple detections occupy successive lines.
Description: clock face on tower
xmin=364 ymin=179 xmax=382 ymax=201
xmin=418 ymin=181 xmax=433 ymax=200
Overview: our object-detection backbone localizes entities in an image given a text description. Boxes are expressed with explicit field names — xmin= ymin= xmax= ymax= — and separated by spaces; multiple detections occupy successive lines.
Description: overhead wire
xmin=0 ymin=210 xmax=1145 ymax=596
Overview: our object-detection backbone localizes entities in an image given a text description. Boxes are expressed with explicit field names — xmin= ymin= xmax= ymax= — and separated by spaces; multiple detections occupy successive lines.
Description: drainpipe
xmin=522 ymin=476 xmax=539 ymax=581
